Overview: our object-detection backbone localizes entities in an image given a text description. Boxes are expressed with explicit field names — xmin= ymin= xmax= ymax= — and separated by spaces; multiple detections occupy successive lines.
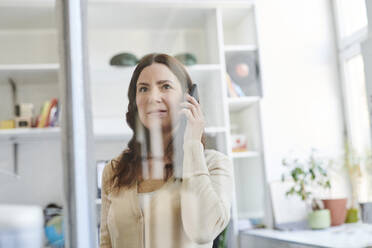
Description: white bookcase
xmin=0 ymin=1 xmax=268 ymax=247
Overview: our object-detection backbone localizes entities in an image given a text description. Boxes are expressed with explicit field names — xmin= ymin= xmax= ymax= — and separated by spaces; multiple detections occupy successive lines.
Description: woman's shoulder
xmin=102 ymin=154 xmax=121 ymax=177
xmin=102 ymin=153 xmax=124 ymax=191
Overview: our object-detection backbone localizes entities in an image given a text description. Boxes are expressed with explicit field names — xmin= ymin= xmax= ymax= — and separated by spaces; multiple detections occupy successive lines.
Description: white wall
xmin=256 ymin=0 xmax=349 ymax=194
xmin=0 ymin=140 xmax=125 ymax=207
xmin=0 ymin=142 xmax=64 ymax=206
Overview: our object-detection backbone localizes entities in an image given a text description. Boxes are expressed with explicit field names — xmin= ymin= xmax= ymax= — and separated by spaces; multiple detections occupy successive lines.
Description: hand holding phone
xmin=179 ymin=84 xmax=199 ymax=127
xmin=173 ymin=83 xmax=202 ymax=177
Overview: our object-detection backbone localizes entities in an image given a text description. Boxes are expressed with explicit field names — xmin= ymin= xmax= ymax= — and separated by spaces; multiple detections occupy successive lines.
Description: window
xmin=343 ymin=54 xmax=371 ymax=153
xmin=336 ymin=0 xmax=368 ymax=39
xmin=333 ymin=0 xmax=372 ymax=201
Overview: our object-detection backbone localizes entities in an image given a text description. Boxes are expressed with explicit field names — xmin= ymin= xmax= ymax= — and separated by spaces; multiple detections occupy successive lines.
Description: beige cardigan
xmin=100 ymin=140 xmax=233 ymax=248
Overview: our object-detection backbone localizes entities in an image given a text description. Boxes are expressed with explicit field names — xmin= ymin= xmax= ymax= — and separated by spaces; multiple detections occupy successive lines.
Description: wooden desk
xmin=240 ymin=223 xmax=372 ymax=248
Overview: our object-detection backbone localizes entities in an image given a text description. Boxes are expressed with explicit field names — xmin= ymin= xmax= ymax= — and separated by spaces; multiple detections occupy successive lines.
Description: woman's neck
xmin=162 ymin=130 xmax=173 ymax=151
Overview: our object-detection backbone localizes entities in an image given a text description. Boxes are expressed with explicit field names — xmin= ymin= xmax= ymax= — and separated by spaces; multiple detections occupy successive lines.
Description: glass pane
xmin=337 ymin=0 xmax=368 ymax=38
xmin=345 ymin=54 xmax=371 ymax=153
xmin=344 ymin=54 xmax=372 ymax=201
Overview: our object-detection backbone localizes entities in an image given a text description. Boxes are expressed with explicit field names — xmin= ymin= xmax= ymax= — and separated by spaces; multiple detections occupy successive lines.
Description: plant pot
xmin=345 ymin=208 xmax=359 ymax=223
xmin=322 ymin=198 xmax=347 ymax=226
xmin=308 ymin=209 xmax=331 ymax=229
xmin=359 ymin=202 xmax=372 ymax=224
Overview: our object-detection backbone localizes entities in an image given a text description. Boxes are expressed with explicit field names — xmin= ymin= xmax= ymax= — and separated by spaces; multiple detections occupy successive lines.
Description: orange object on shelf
xmin=232 ymin=147 xmax=248 ymax=153
xmin=231 ymin=134 xmax=247 ymax=152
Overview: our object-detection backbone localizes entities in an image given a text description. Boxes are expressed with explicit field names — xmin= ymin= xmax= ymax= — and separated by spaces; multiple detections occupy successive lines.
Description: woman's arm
xmin=100 ymin=161 xmax=113 ymax=248
xmin=179 ymin=93 xmax=233 ymax=244
xmin=180 ymin=140 xmax=233 ymax=244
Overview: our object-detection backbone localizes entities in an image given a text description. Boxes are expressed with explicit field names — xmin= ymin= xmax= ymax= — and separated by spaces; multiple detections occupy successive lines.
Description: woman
xmin=100 ymin=53 xmax=233 ymax=248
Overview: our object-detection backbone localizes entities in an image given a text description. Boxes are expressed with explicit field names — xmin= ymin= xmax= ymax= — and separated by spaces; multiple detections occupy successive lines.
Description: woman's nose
xmin=148 ymin=89 xmax=162 ymax=103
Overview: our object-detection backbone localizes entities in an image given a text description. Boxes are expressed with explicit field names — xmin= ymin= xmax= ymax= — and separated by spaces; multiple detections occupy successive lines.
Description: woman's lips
xmin=147 ymin=110 xmax=168 ymax=117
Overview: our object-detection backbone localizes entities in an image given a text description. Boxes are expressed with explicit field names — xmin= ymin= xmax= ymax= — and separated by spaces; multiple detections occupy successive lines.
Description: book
xmin=225 ymin=51 xmax=262 ymax=96
xmin=37 ymin=101 xmax=51 ymax=128
xmin=232 ymin=79 xmax=246 ymax=97
xmin=226 ymin=73 xmax=238 ymax=97
xmin=48 ymin=104 xmax=59 ymax=127
xmin=45 ymin=98 xmax=58 ymax=127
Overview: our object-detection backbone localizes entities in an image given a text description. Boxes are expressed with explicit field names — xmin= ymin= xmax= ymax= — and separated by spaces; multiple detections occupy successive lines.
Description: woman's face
xmin=136 ymin=63 xmax=184 ymax=131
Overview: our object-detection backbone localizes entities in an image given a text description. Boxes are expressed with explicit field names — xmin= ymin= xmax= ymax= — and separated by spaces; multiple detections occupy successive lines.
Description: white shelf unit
xmin=0 ymin=1 xmax=60 ymax=135
xmin=0 ymin=1 xmax=268 ymax=248
xmin=221 ymin=6 xmax=257 ymax=46
xmin=220 ymin=1 xmax=267 ymax=240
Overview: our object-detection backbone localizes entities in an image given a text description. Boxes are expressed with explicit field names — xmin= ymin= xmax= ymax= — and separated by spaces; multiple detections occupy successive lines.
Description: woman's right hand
xmin=179 ymin=93 xmax=205 ymax=142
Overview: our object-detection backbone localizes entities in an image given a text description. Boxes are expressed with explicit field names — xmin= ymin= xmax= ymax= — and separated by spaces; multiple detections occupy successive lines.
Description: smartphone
xmin=181 ymin=83 xmax=199 ymax=123
xmin=188 ymin=84 xmax=199 ymax=103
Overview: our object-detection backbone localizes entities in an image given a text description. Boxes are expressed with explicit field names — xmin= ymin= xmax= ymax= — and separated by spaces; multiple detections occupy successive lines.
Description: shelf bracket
xmin=0 ymin=139 xmax=19 ymax=178
xmin=12 ymin=141 xmax=18 ymax=176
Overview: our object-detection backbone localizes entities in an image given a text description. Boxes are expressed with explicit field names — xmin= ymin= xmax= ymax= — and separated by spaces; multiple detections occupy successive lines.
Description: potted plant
xmin=281 ymin=149 xmax=332 ymax=229
xmin=322 ymin=197 xmax=348 ymax=226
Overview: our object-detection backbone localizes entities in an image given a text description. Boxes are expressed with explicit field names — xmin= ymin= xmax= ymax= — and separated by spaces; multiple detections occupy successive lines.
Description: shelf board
xmin=238 ymin=211 xmax=264 ymax=220
xmin=92 ymin=64 xmax=220 ymax=73
xmin=0 ymin=127 xmax=133 ymax=142
xmin=0 ymin=1 xmax=56 ymax=30
xmin=186 ymin=64 xmax=220 ymax=72
xmin=0 ymin=63 xmax=58 ymax=71
xmin=224 ymin=45 xmax=257 ymax=52
xmin=90 ymin=64 xmax=221 ymax=84
xmin=0 ymin=126 xmax=227 ymax=142
xmin=88 ymin=4 xmax=215 ymax=29
xmin=232 ymin=151 xmax=260 ymax=159
xmin=204 ymin=126 xmax=226 ymax=134
xmin=0 ymin=127 xmax=60 ymax=141
xmin=0 ymin=63 xmax=59 ymax=83
xmin=228 ymin=97 xmax=260 ymax=112
xmin=95 ymin=132 xmax=133 ymax=142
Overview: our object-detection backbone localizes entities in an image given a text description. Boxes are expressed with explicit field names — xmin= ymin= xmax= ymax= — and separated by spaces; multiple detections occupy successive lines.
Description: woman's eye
xmin=138 ymin=87 xmax=148 ymax=92
xmin=162 ymin=84 xmax=171 ymax=90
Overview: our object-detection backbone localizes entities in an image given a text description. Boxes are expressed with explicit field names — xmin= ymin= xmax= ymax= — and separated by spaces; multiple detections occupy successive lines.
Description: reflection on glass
xmin=345 ymin=54 xmax=371 ymax=153
xmin=99 ymin=54 xmax=232 ymax=248
xmin=344 ymin=54 xmax=372 ymax=201
xmin=338 ymin=0 xmax=368 ymax=38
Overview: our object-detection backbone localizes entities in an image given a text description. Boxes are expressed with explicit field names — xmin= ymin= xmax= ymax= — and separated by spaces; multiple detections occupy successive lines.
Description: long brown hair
xmin=110 ymin=53 xmax=206 ymax=190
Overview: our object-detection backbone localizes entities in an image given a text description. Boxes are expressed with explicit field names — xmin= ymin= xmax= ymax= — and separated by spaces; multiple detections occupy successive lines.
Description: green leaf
xmin=325 ymin=180 xmax=331 ymax=188
xmin=309 ymin=168 xmax=315 ymax=180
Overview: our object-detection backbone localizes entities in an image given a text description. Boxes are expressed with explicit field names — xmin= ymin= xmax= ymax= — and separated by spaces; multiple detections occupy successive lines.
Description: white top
xmin=100 ymin=142 xmax=233 ymax=248
xmin=138 ymin=191 xmax=156 ymax=212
